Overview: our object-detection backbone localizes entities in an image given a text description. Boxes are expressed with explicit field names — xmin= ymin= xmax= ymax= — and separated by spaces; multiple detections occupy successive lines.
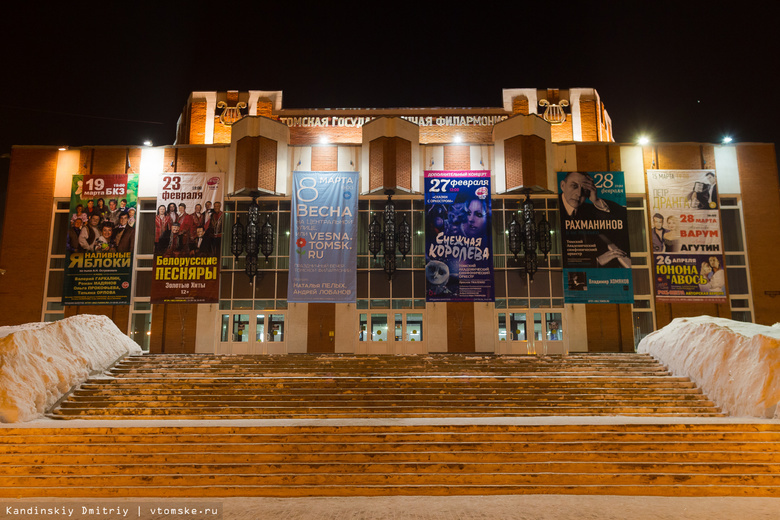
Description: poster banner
xmin=151 ymin=173 xmax=224 ymax=304
xmin=63 ymin=174 xmax=139 ymax=305
xmin=287 ymin=171 xmax=358 ymax=303
xmin=558 ymin=171 xmax=634 ymax=304
xmin=647 ymin=169 xmax=726 ymax=302
xmin=424 ymin=170 xmax=493 ymax=302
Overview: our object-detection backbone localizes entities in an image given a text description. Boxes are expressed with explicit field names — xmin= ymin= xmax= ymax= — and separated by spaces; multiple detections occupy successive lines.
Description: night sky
xmin=2 ymin=2 xmax=778 ymax=161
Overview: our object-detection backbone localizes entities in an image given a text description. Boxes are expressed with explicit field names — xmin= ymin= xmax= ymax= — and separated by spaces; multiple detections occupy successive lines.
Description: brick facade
xmin=0 ymin=148 xmax=58 ymax=324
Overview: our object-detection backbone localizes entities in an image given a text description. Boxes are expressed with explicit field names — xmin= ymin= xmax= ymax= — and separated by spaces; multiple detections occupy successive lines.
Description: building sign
xmin=150 ymin=173 xmax=224 ymax=304
xmin=558 ymin=171 xmax=634 ymax=304
xmin=288 ymin=171 xmax=358 ymax=303
xmin=647 ymin=169 xmax=726 ymax=302
xmin=279 ymin=114 xmax=508 ymax=128
xmin=424 ymin=170 xmax=494 ymax=302
xmin=62 ymin=174 xmax=138 ymax=305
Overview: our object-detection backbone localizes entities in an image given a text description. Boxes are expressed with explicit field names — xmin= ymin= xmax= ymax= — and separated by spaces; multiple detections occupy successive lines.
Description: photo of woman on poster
xmin=663 ymin=215 xmax=682 ymax=252
xmin=699 ymin=257 xmax=725 ymax=294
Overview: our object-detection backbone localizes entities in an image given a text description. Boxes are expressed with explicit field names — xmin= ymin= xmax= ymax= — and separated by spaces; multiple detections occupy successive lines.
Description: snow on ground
xmin=0 ymin=315 xmax=141 ymax=423
xmin=3 ymin=495 xmax=780 ymax=520
xmin=638 ymin=316 xmax=780 ymax=419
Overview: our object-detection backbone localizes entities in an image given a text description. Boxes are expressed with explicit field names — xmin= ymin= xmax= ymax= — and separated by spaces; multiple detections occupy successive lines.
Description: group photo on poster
xmin=63 ymin=174 xmax=139 ymax=305
xmin=424 ymin=170 xmax=493 ymax=302
xmin=151 ymin=173 xmax=224 ymax=304
xmin=558 ymin=171 xmax=633 ymax=304
xmin=288 ymin=171 xmax=358 ymax=303
xmin=648 ymin=169 xmax=726 ymax=302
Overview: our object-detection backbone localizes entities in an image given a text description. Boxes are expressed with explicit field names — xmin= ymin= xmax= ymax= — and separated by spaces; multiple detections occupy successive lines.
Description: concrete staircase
xmin=2 ymin=423 xmax=780 ymax=497
xmin=3 ymin=354 xmax=778 ymax=498
xmin=48 ymin=354 xmax=724 ymax=419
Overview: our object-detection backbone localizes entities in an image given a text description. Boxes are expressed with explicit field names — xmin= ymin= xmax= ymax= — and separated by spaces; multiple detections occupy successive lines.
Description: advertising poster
xmin=647 ymin=169 xmax=726 ymax=302
xmin=288 ymin=171 xmax=358 ymax=303
xmin=62 ymin=174 xmax=139 ymax=305
xmin=558 ymin=171 xmax=634 ymax=304
xmin=424 ymin=170 xmax=494 ymax=302
xmin=151 ymin=173 xmax=223 ymax=304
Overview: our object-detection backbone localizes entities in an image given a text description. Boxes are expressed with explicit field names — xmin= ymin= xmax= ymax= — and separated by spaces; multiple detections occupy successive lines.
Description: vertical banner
xmin=647 ymin=170 xmax=726 ymax=302
xmin=558 ymin=171 xmax=634 ymax=304
xmin=151 ymin=173 xmax=223 ymax=304
xmin=424 ymin=170 xmax=493 ymax=302
xmin=62 ymin=174 xmax=138 ymax=305
xmin=288 ymin=171 xmax=358 ymax=303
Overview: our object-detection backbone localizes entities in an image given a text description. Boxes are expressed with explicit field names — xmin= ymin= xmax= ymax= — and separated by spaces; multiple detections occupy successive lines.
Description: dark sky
xmin=1 ymin=2 xmax=778 ymax=159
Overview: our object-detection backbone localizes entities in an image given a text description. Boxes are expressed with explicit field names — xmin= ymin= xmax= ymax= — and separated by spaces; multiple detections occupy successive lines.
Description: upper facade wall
xmin=179 ymin=89 xmax=614 ymax=147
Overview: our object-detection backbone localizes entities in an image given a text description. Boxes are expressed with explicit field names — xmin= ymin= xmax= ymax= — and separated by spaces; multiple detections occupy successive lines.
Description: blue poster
xmin=288 ymin=171 xmax=358 ymax=303
xmin=424 ymin=170 xmax=494 ymax=302
xmin=558 ymin=171 xmax=634 ymax=304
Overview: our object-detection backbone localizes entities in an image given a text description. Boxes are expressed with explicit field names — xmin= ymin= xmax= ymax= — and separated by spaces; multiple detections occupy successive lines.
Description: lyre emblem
xmin=217 ymin=101 xmax=247 ymax=126
xmin=539 ymin=99 xmax=569 ymax=125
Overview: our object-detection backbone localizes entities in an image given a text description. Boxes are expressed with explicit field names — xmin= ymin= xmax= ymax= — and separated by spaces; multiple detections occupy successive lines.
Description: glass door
xmin=219 ymin=312 xmax=286 ymax=354
xmin=393 ymin=311 xmax=425 ymax=354
xmin=497 ymin=309 xmax=566 ymax=355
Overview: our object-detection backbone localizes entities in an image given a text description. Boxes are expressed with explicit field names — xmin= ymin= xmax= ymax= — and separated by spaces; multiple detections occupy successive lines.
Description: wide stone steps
xmin=47 ymin=354 xmax=725 ymax=420
xmin=2 ymin=424 xmax=779 ymax=497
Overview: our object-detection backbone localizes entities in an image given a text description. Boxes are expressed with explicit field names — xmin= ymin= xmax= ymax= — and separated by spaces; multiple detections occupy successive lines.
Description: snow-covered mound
xmin=638 ymin=316 xmax=780 ymax=419
xmin=0 ymin=314 xmax=142 ymax=423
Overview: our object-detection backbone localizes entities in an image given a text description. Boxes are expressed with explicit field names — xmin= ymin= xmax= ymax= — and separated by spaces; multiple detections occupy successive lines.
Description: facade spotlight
xmin=722 ymin=136 xmax=733 ymax=144
xmin=143 ymin=140 xmax=153 ymax=146
xmin=638 ymin=136 xmax=650 ymax=145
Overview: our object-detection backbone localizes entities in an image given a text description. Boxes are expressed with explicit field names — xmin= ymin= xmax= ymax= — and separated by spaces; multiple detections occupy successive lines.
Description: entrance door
xmin=219 ymin=312 xmax=286 ymax=354
xmin=393 ymin=311 xmax=425 ymax=354
xmin=358 ymin=311 xmax=426 ymax=354
xmin=497 ymin=309 xmax=566 ymax=355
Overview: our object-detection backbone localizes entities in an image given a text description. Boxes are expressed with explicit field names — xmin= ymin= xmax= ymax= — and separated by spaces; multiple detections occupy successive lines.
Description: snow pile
xmin=0 ymin=314 xmax=142 ymax=423
xmin=638 ymin=316 xmax=780 ymax=418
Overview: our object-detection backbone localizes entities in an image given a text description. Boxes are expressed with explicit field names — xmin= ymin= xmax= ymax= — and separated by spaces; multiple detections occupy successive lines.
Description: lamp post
xmin=231 ymin=193 xmax=274 ymax=282
xmin=507 ymin=189 xmax=552 ymax=280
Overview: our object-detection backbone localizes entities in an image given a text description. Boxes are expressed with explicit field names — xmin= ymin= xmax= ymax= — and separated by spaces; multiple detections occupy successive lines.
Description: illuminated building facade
xmin=1 ymin=88 xmax=777 ymax=354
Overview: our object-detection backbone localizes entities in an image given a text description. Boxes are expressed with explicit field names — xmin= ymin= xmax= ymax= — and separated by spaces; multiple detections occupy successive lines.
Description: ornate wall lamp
xmin=507 ymin=189 xmax=552 ymax=280
xmin=367 ymin=190 xmax=411 ymax=279
xmin=231 ymin=193 xmax=274 ymax=282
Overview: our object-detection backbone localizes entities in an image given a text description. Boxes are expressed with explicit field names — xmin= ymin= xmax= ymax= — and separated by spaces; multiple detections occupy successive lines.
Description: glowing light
xmin=143 ymin=140 xmax=153 ymax=146
xmin=638 ymin=136 xmax=650 ymax=145
xmin=722 ymin=136 xmax=733 ymax=144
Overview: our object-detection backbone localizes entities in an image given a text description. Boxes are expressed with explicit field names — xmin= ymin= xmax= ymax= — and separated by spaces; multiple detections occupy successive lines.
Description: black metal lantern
xmin=522 ymin=192 xmax=538 ymax=279
xmin=397 ymin=214 xmax=411 ymax=260
xmin=232 ymin=193 xmax=275 ymax=282
xmin=508 ymin=214 xmax=522 ymax=260
xmin=366 ymin=190 xmax=406 ymax=279
xmin=507 ymin=189 xmax=552 ymax=281
xmin=383 ymin=192 xmax=396 ymax=279
xmin=537 ymin=217 xmax=552 ymax=260
xmin=368 ymin=214 xmax=383 ymax=258
xmin=231 ymin=220 xmax=245 ymax=260
xmin=260 ymin=214 xmax=274 ymax=260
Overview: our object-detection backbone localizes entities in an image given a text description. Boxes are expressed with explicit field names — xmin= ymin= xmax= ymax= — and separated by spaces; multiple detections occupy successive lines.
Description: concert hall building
xmin=1 ymin=88 xmax=778 ymax=355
